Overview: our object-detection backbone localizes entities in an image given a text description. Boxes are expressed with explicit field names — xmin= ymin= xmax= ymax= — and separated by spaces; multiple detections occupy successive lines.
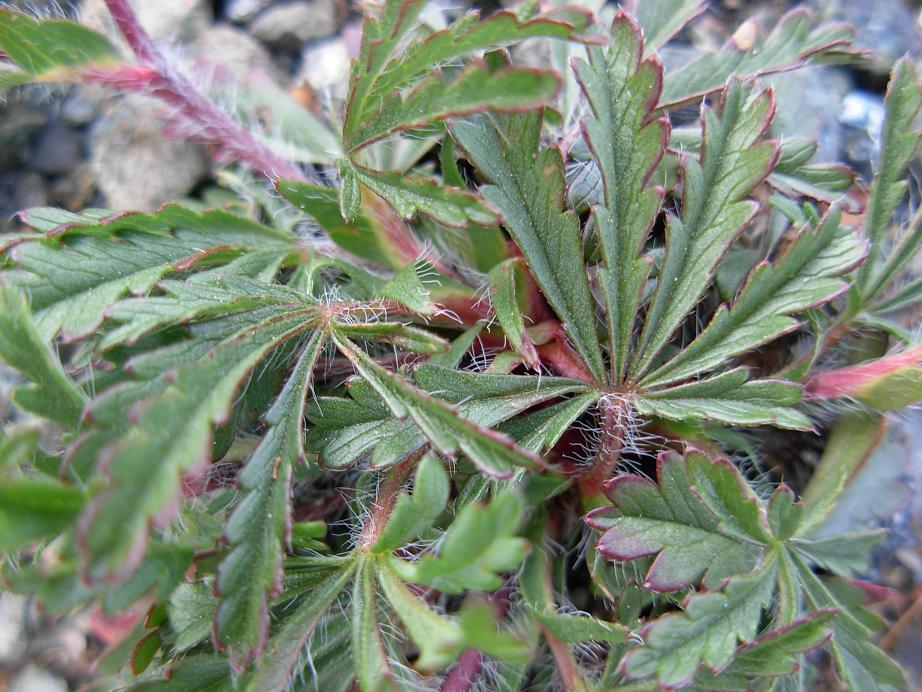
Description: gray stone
xmin=839 ymin=89 xmax=886 ymax=179
xmin=297 ymin=37 xmax=351 ymax=101
xmin=10 ymin=665 xmax=68 ymax=692
xmin=31 ymin=123 xmax=83 ymax=176
xmin=225 ymin=0 xmax=273 ymax=23
xmin=0 ymin=593 xmax=27 ymax=663
xmin=80 ymin=0 xmax=211 ymax=46
xmin=250 ymin=1 xmax=338 ymax=49
xmin=823 ymin=0 xmax=921 ymax=76
xmin=89 ymin=94 xmax=210 ymax=212
xmin=0 ymin=103 xmax=45 ymax=171
xmin=191 ymin=24 xmax=285 ymax=84
xmin=0 ymin=172 xmax=49 ymax=232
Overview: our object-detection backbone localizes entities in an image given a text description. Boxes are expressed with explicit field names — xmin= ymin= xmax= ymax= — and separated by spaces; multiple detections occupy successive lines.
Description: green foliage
xmin=0 ymin=1 xmax=917 ymax=690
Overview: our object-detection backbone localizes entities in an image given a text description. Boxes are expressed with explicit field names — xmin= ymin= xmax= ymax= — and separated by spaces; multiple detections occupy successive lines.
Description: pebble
xmin=249 ymin=1 xmax=338 ymax=49
xmin=297 ymin=37 xmax=352 ymax=102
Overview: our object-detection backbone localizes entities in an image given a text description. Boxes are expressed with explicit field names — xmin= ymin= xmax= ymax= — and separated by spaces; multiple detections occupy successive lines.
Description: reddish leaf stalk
xmin=356 ymin=451 xmax=421 ymax=551
xmin=440 ymin=585 xmax=513 ymax=692
xmin=578 ymin=394 xmax=631 ymax=498
xmin=99 ymin=0 xmax=305 ymax=182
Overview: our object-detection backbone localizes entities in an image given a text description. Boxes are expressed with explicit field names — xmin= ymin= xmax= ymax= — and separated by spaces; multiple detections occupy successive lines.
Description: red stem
xmin=356 ymin=452 xmax=420 ymax=551
xmin=100 ymin=0 xmax=306 ymax=182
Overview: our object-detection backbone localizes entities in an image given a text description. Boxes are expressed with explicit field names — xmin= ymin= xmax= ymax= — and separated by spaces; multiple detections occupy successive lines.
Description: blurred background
xmin=1 ymin=0 xmax=922 ymax=689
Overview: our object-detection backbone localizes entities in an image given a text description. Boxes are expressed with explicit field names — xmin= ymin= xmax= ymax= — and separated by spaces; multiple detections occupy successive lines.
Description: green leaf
xmin=376 ymin=557 xmax=464 ymax=670
xmin=635 ymin=0 xmax=705 ymax=52
xmin=307 ymin=366 xmax=583 ymax=471
xmin=531 ymin=609 xmax=628 ymax=645
xmin=379 ymin=263 xmax=435 ymax=315
xmin=620 ymin=560 xmax=778 ymax=688
xmin=860 ymin=59 xmax=922 ymax=298
xmin=354 ymin=164 xmax=499 ymax=228
xmin=587 ymin=449 xmax=765 ymax=592
xmin=215 ymin=330 xmax=325 ymax=671
xmin=168 ymin=582 xmax=216 ymax=652
xmin=698 ymin=609 xmax=836 ymax=685
xmin=452 ymin=112 xmax=605 ymax=382
xmin=792 ymin=556 xmax=905 ymax=691
xmin=373 ymin=454 xmax=449 ymax=552
xmin=635 ymin=370 xmax=812 ymax=430
xmin=345 ymin=63 xmax=559 ymax=152
xmin=342 ymin=1 xmax=594 ymax=149
xmin=335 ymin=321 xmax=447 ymax=354
xmin=390 ymin=491 xmax=529 ymax=593
xmin=796 ymin=414 xmax=886 ymax=536
xmin=4 ymin=205 xmax=296 ymax=342
xmin=80 ymin=309 xmax=317 ymax=581
xmin=642 ymin=207 xmax=863 ymax=387
xmin=576 ymin=13 xmax=667 ymax=382
xmin=488 ymin=258 xmax=539 ymax=368
xmin=353 ymin=558 xmax=396 ymax=692
xmin=0 ymin=477 xmax=85 ymax=552
xmin=0 ymin=11 xmax=120 ymax=90
xmin=0 ymin=287 xmax=85 ymax=427
xmin=332 ymin=335 xmax=544 ymax=477
xmin=660 ymin=10 xmax=852 ymax=107
xmin=631 ymin=80 xmax=778 ymax=378
xmin=339 ymin=161 xmax=362 ymax=220
xmin=244 ymin=562 xmax=357 ymax=692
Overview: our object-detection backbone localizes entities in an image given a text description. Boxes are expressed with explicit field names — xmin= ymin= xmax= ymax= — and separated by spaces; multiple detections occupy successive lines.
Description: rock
xmin=191 ymin=24 xmax=284 ymax=84
xmin=0 ymin=103 xmax=45 ymax=171
xmin=823 ymin=0 xmax=921 ymax=77
xmin=249 ymin=1 xmax=338 ymax=49
xmin=30 ymin=122 xmax=83 ymax=176
xmin=80 ymin=0 xmax=211 ymax=46
xmin=60 ymin=88 xmax=102 ymax=127
xmin=225 ymin=0 xmax=273 ymax=23
xmin=839 ymin=89 xmax=886 ymax=179
xmin=10 ymin=665 xmax=68 ymax=692
xmin=89 ymin=94 xmax=209 ymax=212
xmin=297 ymin=38 xmax=351 ymax=101
xmin=0 ymin=172 xmax=48 ymax=232
xmin=0 ymin=593 xmax=27 ymax=663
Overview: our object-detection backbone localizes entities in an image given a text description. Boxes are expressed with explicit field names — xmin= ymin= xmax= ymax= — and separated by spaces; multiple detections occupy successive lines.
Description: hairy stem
xmin=356 ymin=451 xmax=421 ymax=551
xmin=578 ymin=395 xmax=630 ymax=498
xmin=100 ymin=0 xmax=306 ymax=182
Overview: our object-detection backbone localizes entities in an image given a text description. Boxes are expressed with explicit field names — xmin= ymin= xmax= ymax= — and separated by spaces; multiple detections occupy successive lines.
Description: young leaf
xmin=373 ymin=454 xmax=449 ymax=552
xmin=586 ymin=449 xmax=764 ymax=592
xmin=631 ymin=80 xmax=778 ymax=378
xmin=0 ymin=287 xmax=85 ymax=427
xmin=576 ymin=13 xmax=667 ymax=382
xmin=215 ymin=330 xmax=326 ymax=671
xmin=389 ymin=491 xmax=529 ymax=593
xmin=353 ymin=558 xmax=396 ymax=692
xmin=376 ymin=558 xmax=465 ymax=670
xmin=660 ymin=10 xmax=852 ymax=107
xmin=452 ymin=112 xmax=605 ymax=383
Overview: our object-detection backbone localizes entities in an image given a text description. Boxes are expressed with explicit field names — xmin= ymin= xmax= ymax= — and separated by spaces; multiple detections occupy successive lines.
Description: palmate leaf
xmin=452 ymin=112 xmax=605 ymax=383
xmin=642 ymin=208 xmax=864 ymax=387
xmin=331 ymin=335 xmax=554 ymax=477
xmin=620 ymin=563 xmax=778 ymax=687
xmin=215 ymin=330 xmax=326 ymax=671
xmin=659 ymin=10 xmax=852 ymax=108
xmin=630 ymin=80 xmax=778 ymax=379
xmin=306 ymin=364 xmax=586 ymax=471
xmin=2 ymin=205 xmax=298 ymax=342
xmin=79 ymin=307 xmax=319 ymax=581
xmin=0 ymin=287 xmax=86 ymax=427
xmin=341 ymin=0 xmax=594 ymax=151
xmin=575 ymin=13 xmax=668 ymax=382
xmin=585 ymin=450 xmax=766 ymax=592
xmin=0 ymin=10 xmax=121 ymax=90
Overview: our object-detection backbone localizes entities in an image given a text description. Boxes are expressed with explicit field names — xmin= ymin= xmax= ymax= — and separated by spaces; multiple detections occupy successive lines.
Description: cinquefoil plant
xmin=0 ymin=0 xmax=920 ymax=689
